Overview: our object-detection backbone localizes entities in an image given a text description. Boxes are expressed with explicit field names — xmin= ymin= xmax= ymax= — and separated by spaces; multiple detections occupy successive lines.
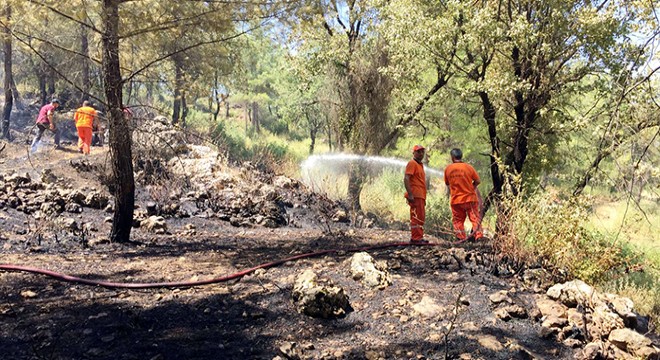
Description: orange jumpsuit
xmin=405 ymin=159 xmax=426 ymax=241
xmin=73 ymin=106 xmax=97 ymax=155
xmin=444 ymin=162 xmax=482 ymax=240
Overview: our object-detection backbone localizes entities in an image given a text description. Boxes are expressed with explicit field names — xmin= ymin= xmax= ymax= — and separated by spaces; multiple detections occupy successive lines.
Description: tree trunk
xmin=81 ymin=22 xmax=91 ymax=100
xmin=326 ymin=114 xmax=332 ymax=152
xmin=48 ymin=68 xmax=56 ymax=99
xmin=38 ymin=73 xmax=47 ymax=105
xmin=244 ymin=103 xmax=249 ymax=133
xmin=172 ymin=60 xmax=183 ymax=125
xmin=10 ymin=76 xmax=23 ymax=111
xmin=102 ymin=0 xmax=134 ymax=243
xmin=306 ymin=111 xmax=316 ymax=154
xmin=478 ymin=91 xmax=504 ymax=217
xmin=347 ymin=162 xmax=365 ymax=212
xmin=212 ymin=72 xmax=221 ymax=122
xmin=1 ymin=2 xmax=13 ymax=140
xmin=251 ymin=101 xmax=260 ymax=133
xmin=181 ymin=90 xmax=188 ymax=127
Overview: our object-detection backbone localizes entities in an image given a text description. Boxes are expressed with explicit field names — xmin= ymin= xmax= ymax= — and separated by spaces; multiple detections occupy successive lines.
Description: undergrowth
xmin=499 ymin=191 xmax=660 ymax=320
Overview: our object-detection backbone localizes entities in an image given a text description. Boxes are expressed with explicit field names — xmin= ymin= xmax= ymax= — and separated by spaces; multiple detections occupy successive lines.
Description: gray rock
xmin=412 ymin=296 xmax=444 ymax=318
xmin=489 ymin=290 xmax=512 ymax=304
xmin=350 ymin=252 xmax=391 ymax=289
xmin=40 ymin=201 xmax=64 ymax=215
xmin=40 ymin=169 xmax=58 ymax=184
xmin=547 ymin=280 xmax=597 ymax=308
xmin=146 ymin=201 xmax=158 ymax=216
xmin=292 ymin=270 xmax=351 ymax=318
xmin=65 ymin=202 xmax=83 ymax=214
xmin=140 ymin=216 xmax=167 ymax=234
xmin=608 ymin=328 xmax=655 ymax=357
xmin=56 ymin=218 xmax=79 ymax=232
xmin=85 ymin=192 xmax=109 ymax=209
xmin=66 ymin=190 xmax=87 ymax=205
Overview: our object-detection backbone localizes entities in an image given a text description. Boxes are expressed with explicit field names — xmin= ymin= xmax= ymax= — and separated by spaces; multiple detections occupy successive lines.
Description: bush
xmin=500 ymin=192 xmax=641 ymax=283
xmin=424 ymin=191 xmax=454 ymax=237
xmin=601 ymin=269 xmax=660 ymax=322
xmin=211 ymin=121 xmax=248 ymax=161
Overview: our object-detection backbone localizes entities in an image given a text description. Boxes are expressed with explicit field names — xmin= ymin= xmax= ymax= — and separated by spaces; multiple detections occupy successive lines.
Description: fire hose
xmin=0 ymin=241 xmax=436 ymax=290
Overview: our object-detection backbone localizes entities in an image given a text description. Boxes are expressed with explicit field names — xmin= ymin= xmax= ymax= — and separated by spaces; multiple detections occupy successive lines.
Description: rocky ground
xmin=0 ymin=120 xmax=658 ymax=360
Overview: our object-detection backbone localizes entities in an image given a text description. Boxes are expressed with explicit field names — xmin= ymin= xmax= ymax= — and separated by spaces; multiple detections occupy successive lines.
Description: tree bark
xmin=102 ymin=0 xmax=134 ymax=243
xmin=1 ymin=2 xmax=13 ymax=140
xmin=251 ymin=101 xmax=260 ymax=133
xmin=38 ymin=73 xmax=47 ymax=105
xmin=347 ymin=162 xmax=365 ymax=212
xmin=47 ymin=68 xmax=56 ymax=99
xmin=10 ymin=76 xmax=23 ymax=111
xmin=306 ymin=110 xmax=316 ymax=154
xmin=81 ymin=22 xmax=91 ymax=100
xmin=478 ymin=91 xmax=503 ymax=216
xmin=172 ymin=60 xmax=183 ymax=125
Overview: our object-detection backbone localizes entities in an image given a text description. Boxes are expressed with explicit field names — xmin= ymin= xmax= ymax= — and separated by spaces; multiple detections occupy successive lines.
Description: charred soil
xmin=0 ymin=135 xmax=654 ymax=360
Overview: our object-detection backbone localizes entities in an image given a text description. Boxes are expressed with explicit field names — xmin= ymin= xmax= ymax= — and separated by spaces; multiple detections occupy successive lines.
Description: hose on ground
xmin=0 ymin=241 xmax=437 ymax=290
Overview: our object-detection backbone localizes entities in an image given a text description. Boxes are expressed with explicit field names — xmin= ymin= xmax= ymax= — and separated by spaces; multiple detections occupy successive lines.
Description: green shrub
xmin=424 ymin=191 xmax=454 ymax=237
xmin=500 ymin=192 xmax=645 ymax=283
xmin=211 ymin=121 xmax=248 ymax=161
xmin=600 ymin=267 xmax=660 ymax=322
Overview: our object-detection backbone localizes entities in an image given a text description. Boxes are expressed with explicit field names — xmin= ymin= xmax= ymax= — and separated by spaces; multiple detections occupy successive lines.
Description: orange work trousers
xmin=77 ymin=127 xmax=93 ymax=155
xmin=451 ymin=201 xmax=482 ymax=240
xmin=409 ymin=198 xmax=426 ymax=241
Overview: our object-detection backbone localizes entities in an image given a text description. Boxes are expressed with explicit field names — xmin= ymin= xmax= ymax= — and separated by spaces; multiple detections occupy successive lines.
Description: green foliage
xmin=361 ymin=168 xmax=409 ymax=221
xmin=211 ymin=120 xmax=248 ymax=160
xmin=601 ymin=269 xmax=660 ymax=322
xmin=424 ymin=191 xmax=454 ymax=237
xmin=501 ymin=192 xmax=643 ymax=284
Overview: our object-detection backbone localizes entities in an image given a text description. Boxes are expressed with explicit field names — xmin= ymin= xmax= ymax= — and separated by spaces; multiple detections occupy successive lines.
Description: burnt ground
xmin=0 ymin=135 xmax=579 ymax=360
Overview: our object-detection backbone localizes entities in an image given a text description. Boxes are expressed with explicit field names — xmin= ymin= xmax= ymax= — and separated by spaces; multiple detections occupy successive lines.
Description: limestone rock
xmin=350 ymin=252 xmax=391 ymax=289
xmin=140 ymin=216 xmax=168 ymax=234
xmin=489 ymin=290 xmax=512 ymax=304
xmin=547 ymin=280 xmax=597 ymax=308
xmin=608 ymin=328 xmax=657 ymax=359
xmin=292 ymin=270 xmax=351 ymax=319
xmin=332 ymin=209 xmax=349 ymax=223
xmin=273 ymin=175 xmax=297 ymax=189
xmin=521 ymin=268 xmax=553 ymax=291
xmin=536 ymin=297 xmax=568 ymax=319
xmin=84 ymin=191 xmax=110 ymax=209
xmin=502 ymin=304 xmax=528 ymax=319
xmin=574 ymin=341 xmax=605 ymax=360
xmin=412 ymin=296 xmax=444 ymax=318
xmin=589 ymin=304 xmax=625 ymax=340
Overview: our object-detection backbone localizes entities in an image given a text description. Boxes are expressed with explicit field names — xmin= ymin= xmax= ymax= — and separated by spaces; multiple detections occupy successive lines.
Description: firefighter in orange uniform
xmin=404 ymin=145 xmax=429 ymax=243
xmin=73 ymin=101 xmax=97 ymax=155
xmin=444 ymin=148 xmax=483 ymax=243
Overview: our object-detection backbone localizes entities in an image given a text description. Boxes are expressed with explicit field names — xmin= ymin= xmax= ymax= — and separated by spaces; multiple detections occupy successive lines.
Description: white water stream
xmin=300 ymin=153 xmax=444 ymax=192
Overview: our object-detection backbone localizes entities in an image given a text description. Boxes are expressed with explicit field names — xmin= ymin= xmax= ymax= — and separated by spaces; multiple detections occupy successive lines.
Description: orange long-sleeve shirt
xmin=74 ymin=106 xmax=97 ymax=128
xmin=444 ymin=162 xmax=480 ymax=205
xmin=405 ymin=159 xmax=427 ymax=200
